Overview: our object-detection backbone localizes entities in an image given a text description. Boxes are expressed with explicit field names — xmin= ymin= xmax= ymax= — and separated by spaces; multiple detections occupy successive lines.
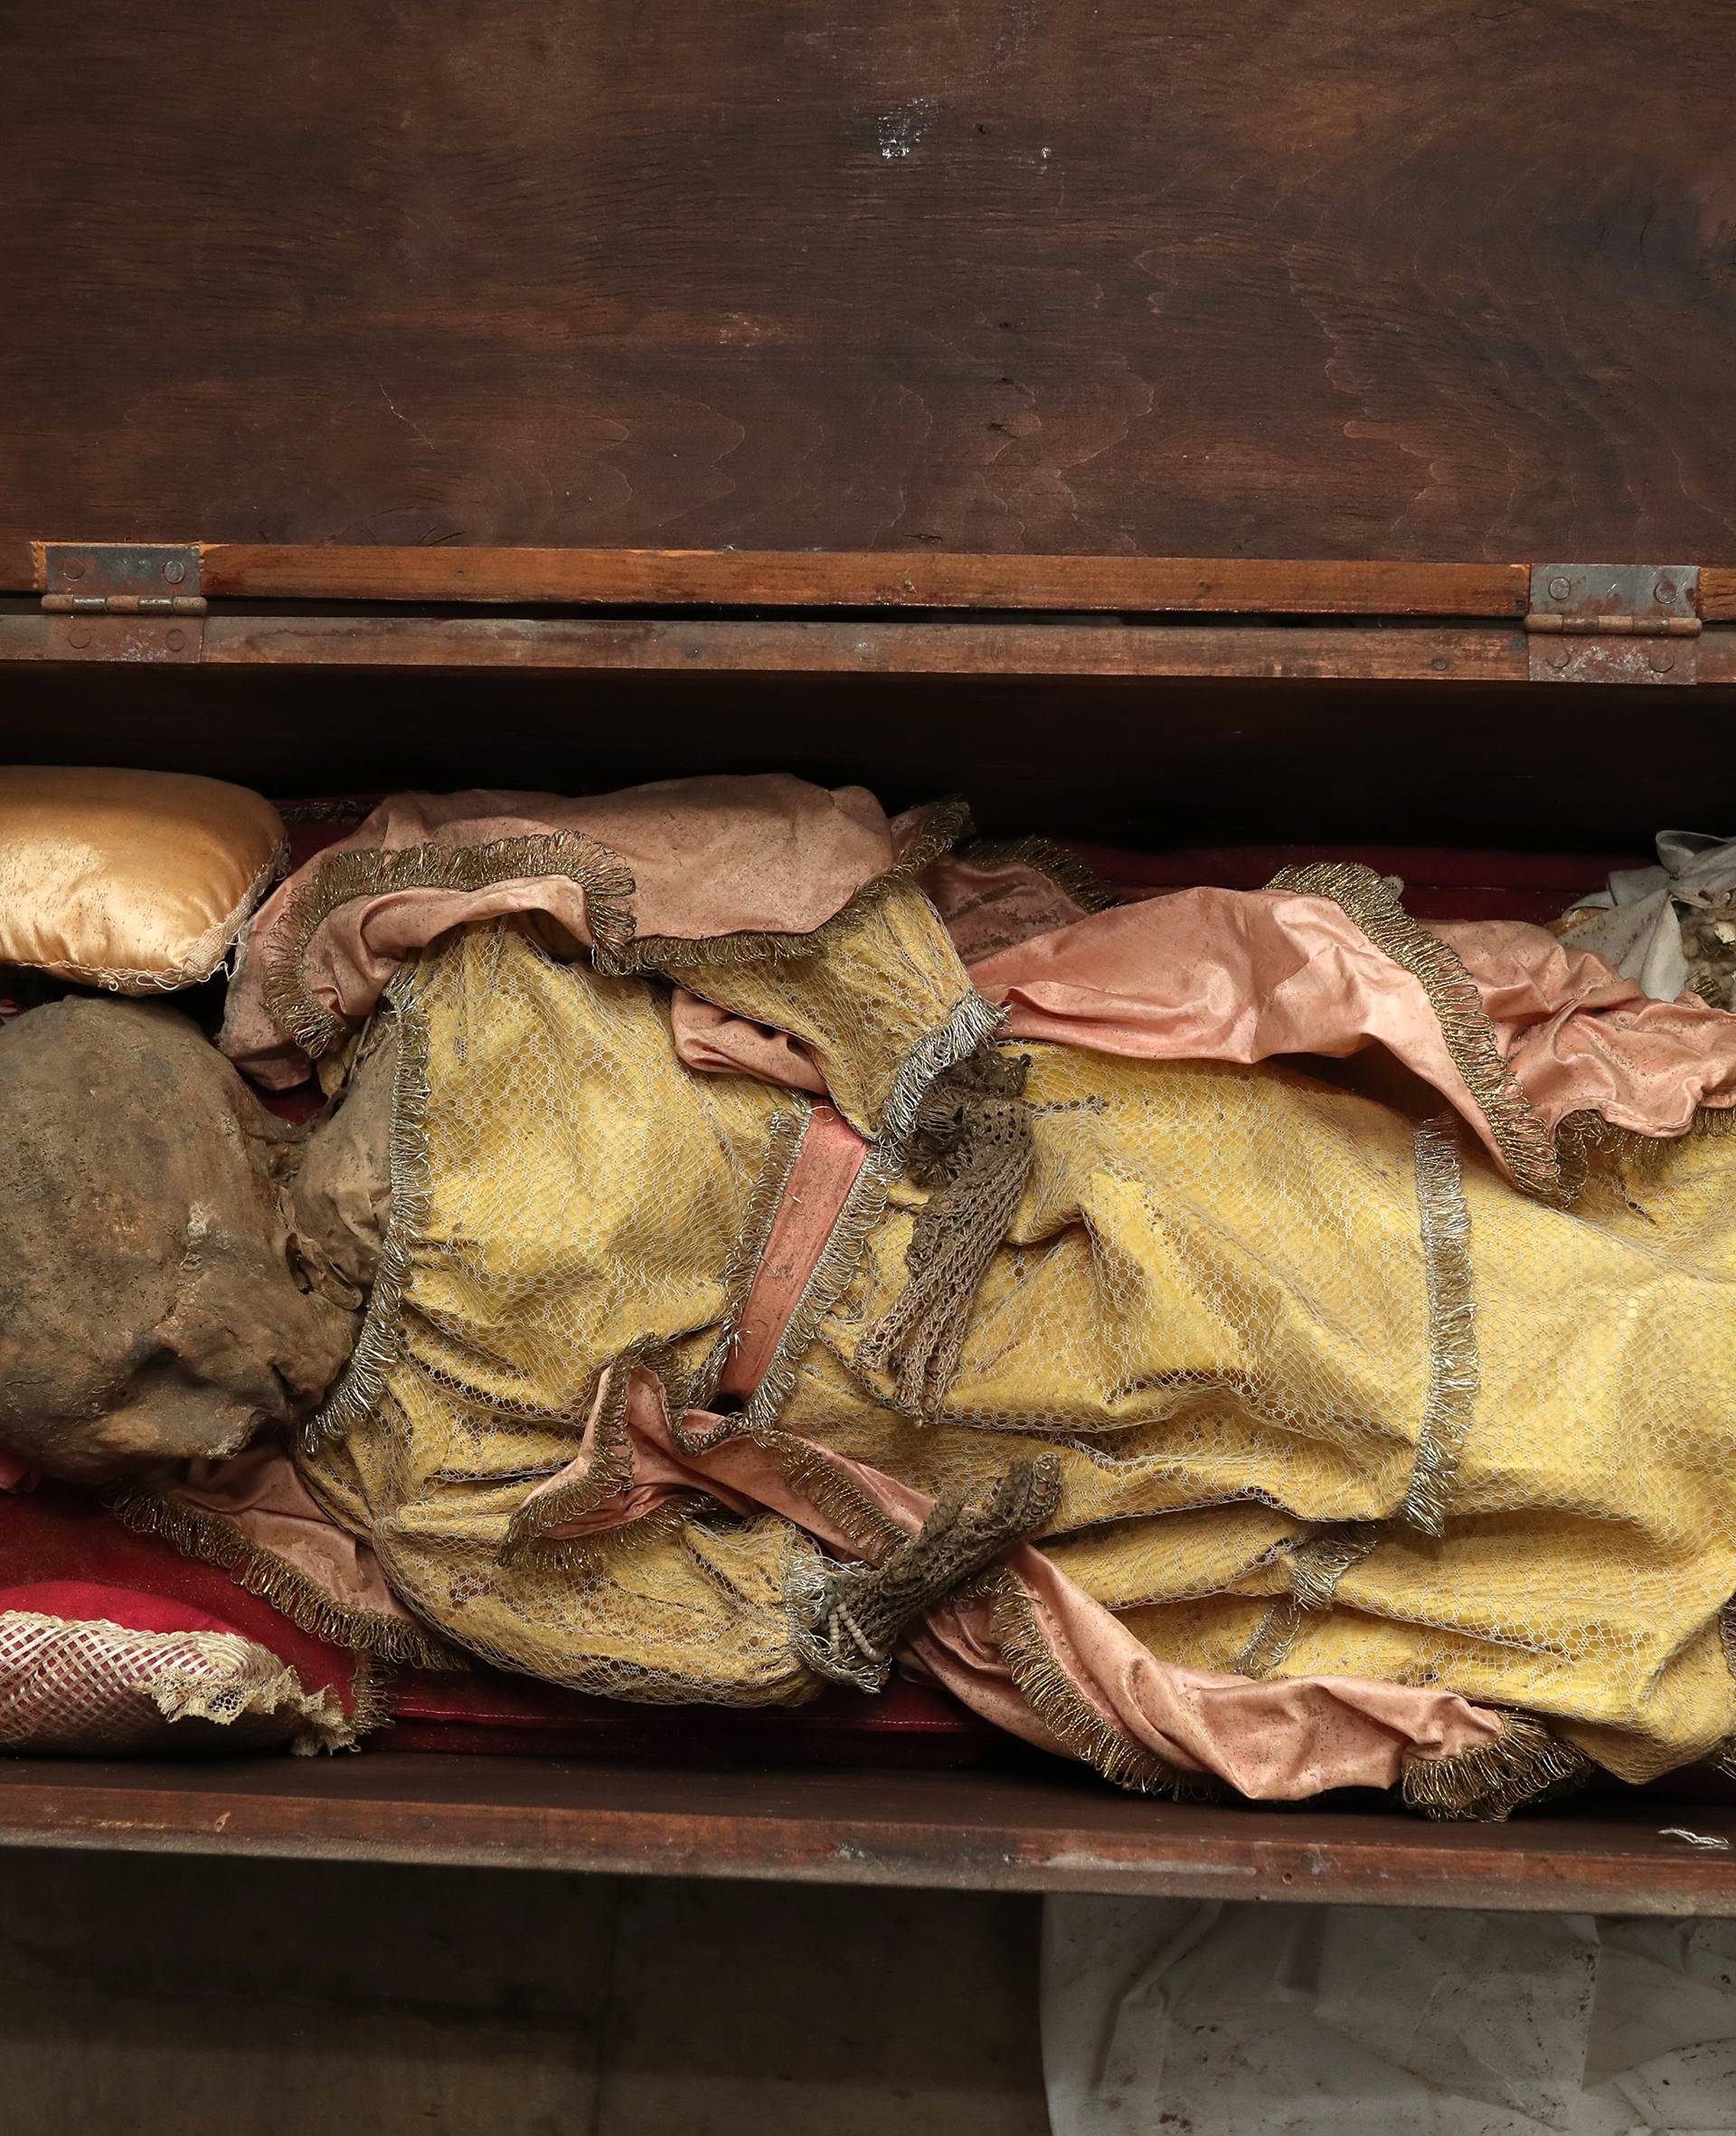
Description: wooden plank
xmin=192 ymin=548 xmax=1526 ymax=616
xmin=195 ymin=614 xmax=1531 ymax=682
xmin=5 ymin=3 xmax=1735 ymax=566
xmin=1 ymin=1756 xmax=1733 ymax=1913
xmin=0 ymin=610 xmax=1532 ymax=682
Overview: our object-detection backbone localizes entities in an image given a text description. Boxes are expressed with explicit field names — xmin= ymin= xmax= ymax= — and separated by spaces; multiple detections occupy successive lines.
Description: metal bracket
xmin=39 ymin=543 xmax=205 ymax=661
xmin=1526 ymin=563 xmax=1700 ymax=684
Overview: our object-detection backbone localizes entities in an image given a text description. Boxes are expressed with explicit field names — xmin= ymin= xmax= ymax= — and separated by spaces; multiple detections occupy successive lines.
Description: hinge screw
xmin=1655 ymin=578 xmax=1676 ymax=606
xmin=1650 ymin=648 xmax=1675 ymax=675
xmin=165 ymin=629 xmax=186 ymax=652
xmin=1548 ymin=575 xmax=1571 ymax=601
xmin=162 ymin=559 xmax=186 ymax=584
xmin=66 ymin=624 xmax=91 ymax=648
xmin=61 ymin=559 xmax=86 ymax=581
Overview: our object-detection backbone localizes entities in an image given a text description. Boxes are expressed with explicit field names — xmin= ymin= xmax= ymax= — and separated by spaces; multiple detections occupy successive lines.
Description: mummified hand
xmin=0 ymin=999 xmax=357 ymax=1480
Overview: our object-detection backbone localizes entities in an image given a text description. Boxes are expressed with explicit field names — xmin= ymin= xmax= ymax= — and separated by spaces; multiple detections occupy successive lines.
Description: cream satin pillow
xmin=0 ymin=767 xmax=286 ymax=991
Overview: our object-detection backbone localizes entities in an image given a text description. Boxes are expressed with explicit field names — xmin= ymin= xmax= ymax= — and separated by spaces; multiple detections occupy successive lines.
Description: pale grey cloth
xmin=1567 ymin=831 xmax=1736 ymax=1004
xmin=1043 ymin=1895 xmax=1736 ymax=2134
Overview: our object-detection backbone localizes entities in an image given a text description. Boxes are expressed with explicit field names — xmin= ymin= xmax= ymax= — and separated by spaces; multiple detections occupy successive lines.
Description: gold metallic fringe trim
xmin=1401 ymin=1713 xmax=1593 ymax=1821
xmin=53 ymin=842 xmax=289 ymax=994
xmin=1557 ymin=1101 xmax=1736 ymax=1204
xmin=696 ymin=1105 xmax=812 ymax=1404
xmin=986 ymin=1570 xmax=1221 ymax=1799
xmin=1268 ymin=861 xmax=1564 ymax=1204
xmin=265 ymin=832 xmax=637 ymax=1058
xmin=604 ymin=799 xmax=974 ymax=976
xmin=102 ymin=1486 xmax=461 ymax=1671
xmin=957 ymin=835 xmax=1121 ymax=916
xmin=1234 ymin=1525 xmax=1378 ymax=1678
xmin=301 ymin=967 xmax=434 ymax=1452
xmin=1404 ymin=1115 xmax=1480 ymax=1536
xmin=738 ymin=990 xmax=1005 ymax=1440
xmin=495 ymin=1341 xmax=668 ymax=1563
xmin=348 ymin=1652 xmax=394 ymax=1736
xmin=763 ymin=1430 xmax=909 ymax=1558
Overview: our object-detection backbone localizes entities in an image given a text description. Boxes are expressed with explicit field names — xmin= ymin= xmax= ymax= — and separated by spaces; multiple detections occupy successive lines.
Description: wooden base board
xmin=3 ymin=1756 xmax=1734 ymax=1914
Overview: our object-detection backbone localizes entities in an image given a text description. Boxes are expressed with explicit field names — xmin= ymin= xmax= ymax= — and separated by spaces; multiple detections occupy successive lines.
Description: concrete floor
xmin=0 ymin=1848 xmax=1050 ymax=2134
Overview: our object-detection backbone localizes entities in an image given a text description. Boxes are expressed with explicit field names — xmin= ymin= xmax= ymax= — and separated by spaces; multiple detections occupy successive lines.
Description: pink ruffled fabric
xmin=970 ymin=889 xmax=1736 ymax=1180
xmin=223 ymin=776 xmax=929 ymax=1088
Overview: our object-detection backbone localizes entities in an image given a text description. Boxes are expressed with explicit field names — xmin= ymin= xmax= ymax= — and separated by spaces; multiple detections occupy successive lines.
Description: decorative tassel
xmin=857 ymin=1046 xmax=1034 ymax=1418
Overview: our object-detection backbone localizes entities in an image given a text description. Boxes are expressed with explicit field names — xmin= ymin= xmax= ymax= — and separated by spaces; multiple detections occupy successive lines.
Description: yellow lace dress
xmin=293 ymin=879 xmax=1736 ymax=1798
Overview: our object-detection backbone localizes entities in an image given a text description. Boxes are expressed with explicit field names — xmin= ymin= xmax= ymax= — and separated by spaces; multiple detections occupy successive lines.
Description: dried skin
xmin=0 ymin=999 xmax=357 ymax=1480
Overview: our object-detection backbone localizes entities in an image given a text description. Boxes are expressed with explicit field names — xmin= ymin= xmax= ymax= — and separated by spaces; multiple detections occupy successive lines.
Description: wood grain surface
xmin=189 ymin=548 xmax=1528 ymax=614
xmin=5 ymin=1 xmax=1735 ymax=563
xmin=2 ymin=1756 xmax=1734 ymax=1914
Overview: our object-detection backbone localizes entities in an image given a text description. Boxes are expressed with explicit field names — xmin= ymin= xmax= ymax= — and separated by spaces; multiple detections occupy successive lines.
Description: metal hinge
xmin=38 ymin=543 xmax=205 ymax=661
xmin=1525 ymin=563 xmax=1700 ymax=684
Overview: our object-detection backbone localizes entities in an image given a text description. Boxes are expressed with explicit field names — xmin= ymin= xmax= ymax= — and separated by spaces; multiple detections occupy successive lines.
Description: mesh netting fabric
xmin=297 ymin=919 xmax=831 ymax=1705
xmin=0 ymin=1611 xmax=351 ymax=1755
xmin=791 ymin=1047 xmax=1736 ymax=1782
xmin=283 ymin=876 xmax=1736 ymax=1793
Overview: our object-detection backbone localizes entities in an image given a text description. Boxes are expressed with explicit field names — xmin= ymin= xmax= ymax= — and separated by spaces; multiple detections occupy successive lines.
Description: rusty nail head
xmin=1655 ymin=577 xmax=1676 ymax=606
xmin=1551 ymin=647 xmax=1572 ymax=671
xmin=62 ymin=559 xmax=86 ymax=581
xmin=162 ymin=559 xmax=186 ymax=585
xmin=1650 ymin=648 xmax=1675 ymax=674
xmin=165 ymin=629 xmax=186 ymax=651
xmin=66 ymin=624 xmax=91 ymax=648
xmin=1548 ymin=575 xmax=1571 ymax=601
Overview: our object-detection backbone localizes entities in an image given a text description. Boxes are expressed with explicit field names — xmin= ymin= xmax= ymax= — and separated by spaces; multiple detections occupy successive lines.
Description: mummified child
xmin=9 ymin=774 xmax=1736 ymax=1817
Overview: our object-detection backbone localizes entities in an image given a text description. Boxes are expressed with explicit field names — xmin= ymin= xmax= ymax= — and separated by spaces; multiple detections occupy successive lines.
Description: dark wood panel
xmin=192 ymin=548 xmax=1527 ymax=615
xmin=5 ymin=2 xmax=1736 ymax=563
xmin=2 ymin=1756 xmax=1733 ymax=1913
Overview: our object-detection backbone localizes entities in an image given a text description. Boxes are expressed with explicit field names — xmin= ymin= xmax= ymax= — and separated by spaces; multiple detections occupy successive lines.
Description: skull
xmin=0 ymin=997 xmax=357 ymax=1480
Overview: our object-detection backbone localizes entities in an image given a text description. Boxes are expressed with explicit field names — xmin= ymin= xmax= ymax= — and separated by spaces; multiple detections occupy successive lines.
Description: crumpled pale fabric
xmin=221 ymin=775 xmax=943 ymax=1087
xmin=1042 ymin=1896 xmax=1736 ymax=2135
xmin=1562 ymin=829 xmax=1736 ymax=1003
xmin=970 ymin=886 xmax=1736 ymax=1185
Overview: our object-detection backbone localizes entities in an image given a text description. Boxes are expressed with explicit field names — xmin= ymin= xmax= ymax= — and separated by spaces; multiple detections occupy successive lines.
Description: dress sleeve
xmin=664 ymin=878 xmax=1000 ymax=1143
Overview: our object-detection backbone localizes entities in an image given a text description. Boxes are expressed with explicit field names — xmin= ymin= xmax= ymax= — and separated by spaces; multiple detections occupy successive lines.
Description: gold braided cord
xmin=984 ymin=1570 xmax=1221 ymax=1799
xmin=1267 ymin=862 xmax=1565 ymax=1204
xmin=603 ymin=799 xmax=974 ymax=976
xmin=1403 ymin=1115 xmax=1481 ymax=1536
xmin=956 ymin=835 xmax=1121 ymax=916
xmin=264 ymin=832 xmax=638 ymax=1059
xmin=1401 ymin=1714 xmax=1594 ymax=1820
xmin=301 ymin=967 xmax=434 ymax=1452
xmin=100 ymin=1485 xmax=461 ymax=1671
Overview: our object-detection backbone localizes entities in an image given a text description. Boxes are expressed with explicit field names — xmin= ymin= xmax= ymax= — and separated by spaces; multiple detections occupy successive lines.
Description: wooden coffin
xmin=4 ymin=0 xmax=1736 ymax=1907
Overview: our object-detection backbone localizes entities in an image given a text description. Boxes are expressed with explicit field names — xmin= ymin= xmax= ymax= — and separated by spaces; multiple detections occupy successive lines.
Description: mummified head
xmin=0 ymin=998 xmax=357 ymax=1480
